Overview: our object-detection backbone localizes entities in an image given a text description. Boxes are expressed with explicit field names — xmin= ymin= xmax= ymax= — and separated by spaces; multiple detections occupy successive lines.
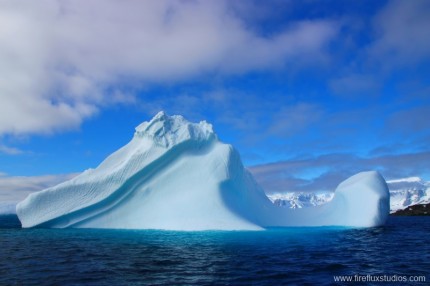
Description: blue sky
xmin=0 ymin=0 xmax=429 ymax=202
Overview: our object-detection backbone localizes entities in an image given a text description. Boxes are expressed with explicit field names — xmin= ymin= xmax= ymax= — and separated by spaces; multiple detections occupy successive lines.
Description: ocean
xmin=1 ymin=215 xmax=429 ymax=285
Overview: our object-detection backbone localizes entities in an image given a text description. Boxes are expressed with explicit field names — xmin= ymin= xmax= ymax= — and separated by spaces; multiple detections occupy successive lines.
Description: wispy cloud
xmin=370 ymin=0 xmax=430 ymax=67
xmin=328 ymin=0 xmax=430 ymax=101
xmin=329 ymin=74 xmax=381 ymax=98
xmin=0 ymin=144 xmax=23 ymax=155
xmin=386 ymin=106 xmax=430 ymax=134
xmin=249 ymin=151 xmax=430 ymax=194
xmin=268 ymin=103 xmax=323 ymax=137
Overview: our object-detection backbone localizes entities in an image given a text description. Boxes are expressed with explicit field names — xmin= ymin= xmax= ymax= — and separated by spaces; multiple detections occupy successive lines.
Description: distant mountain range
xmin=386 ymin=177 xmax=430 ymax=213
xmin=267 ymin=177 xmax=430 ymax=214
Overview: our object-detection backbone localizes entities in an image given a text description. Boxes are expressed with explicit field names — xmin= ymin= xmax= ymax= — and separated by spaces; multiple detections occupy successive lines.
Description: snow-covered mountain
xmin=269 ymin=192 xmax=334 ymax=209
xmin=387 ymin=177 xmax=430 ymax=213
xmin=16 ymin=112 xmax=389 ymax=229
xmin=266 ymin=177 xmax=430 ymax=214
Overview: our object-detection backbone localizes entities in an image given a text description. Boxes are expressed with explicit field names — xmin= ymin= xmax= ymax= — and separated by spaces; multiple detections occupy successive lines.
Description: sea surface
xmin=1 ymin=215 xmax=429 ymax=285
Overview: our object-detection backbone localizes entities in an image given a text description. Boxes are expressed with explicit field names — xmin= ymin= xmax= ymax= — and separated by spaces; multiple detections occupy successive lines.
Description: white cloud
xmin=0 ymin=0 xmax=338 ymax=136
xmin=0 ymin=173 xmax=78 ymax=203
xmin=0 ymin=144 xmax=23 ymax=155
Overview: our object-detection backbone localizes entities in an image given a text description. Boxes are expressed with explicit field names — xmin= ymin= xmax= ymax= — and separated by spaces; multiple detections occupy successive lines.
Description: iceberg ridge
xmin=134 ymin=111 xmax=216 ymax=148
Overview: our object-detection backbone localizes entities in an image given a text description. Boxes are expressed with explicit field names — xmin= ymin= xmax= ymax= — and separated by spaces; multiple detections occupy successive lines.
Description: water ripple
xmin=0 ymin=216 xmax=429 ymax=285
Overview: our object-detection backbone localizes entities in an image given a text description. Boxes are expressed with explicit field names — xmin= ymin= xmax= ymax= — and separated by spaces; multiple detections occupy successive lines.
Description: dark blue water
xmin=1 ymin=216 xmax=429 ymax=285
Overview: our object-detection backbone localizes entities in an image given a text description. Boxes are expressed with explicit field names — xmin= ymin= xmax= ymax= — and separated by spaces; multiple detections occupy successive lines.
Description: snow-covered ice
xmin=17 ymin=112 xmax=390 ymax=229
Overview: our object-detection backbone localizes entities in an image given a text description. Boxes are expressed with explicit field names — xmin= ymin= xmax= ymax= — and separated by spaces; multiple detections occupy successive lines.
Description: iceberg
xmin=17 ymin=112 xmax=389 ymax=230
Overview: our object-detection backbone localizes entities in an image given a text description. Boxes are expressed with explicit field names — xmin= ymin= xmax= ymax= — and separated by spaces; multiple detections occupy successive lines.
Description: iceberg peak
xmin=134 ymin=111 xmax=216 ymax=148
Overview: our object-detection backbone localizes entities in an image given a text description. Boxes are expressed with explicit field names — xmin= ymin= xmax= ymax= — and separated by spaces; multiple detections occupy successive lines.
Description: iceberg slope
xmin=17 ymin=112 xmax=389 ymax=229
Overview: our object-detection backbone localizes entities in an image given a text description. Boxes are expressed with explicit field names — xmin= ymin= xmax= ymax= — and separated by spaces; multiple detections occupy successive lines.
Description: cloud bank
xmin=0 ymin=0 xmax=337 ymax=136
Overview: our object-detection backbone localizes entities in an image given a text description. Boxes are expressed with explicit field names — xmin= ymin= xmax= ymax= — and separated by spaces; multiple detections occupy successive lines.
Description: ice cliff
xmin=17 ymin=112 xmax=390 ymax=230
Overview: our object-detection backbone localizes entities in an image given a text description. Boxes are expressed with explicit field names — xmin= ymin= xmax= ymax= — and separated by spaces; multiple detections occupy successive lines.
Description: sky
xmin=0 ymin=0 xmax=429 ymax=203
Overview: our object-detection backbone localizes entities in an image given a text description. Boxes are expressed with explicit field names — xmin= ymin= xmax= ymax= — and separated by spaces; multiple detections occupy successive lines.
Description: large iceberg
xmin=17 ymin=112 xmax=389 ymax=230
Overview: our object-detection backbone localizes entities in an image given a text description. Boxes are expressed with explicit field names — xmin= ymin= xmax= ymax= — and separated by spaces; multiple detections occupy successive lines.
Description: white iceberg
xmin=17 ymin=112 xmax=389 ymax=230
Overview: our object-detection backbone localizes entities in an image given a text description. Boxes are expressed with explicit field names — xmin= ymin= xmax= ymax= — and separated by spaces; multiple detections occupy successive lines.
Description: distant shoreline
xmin=391 ymin=203 xmax=430 ymax=216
